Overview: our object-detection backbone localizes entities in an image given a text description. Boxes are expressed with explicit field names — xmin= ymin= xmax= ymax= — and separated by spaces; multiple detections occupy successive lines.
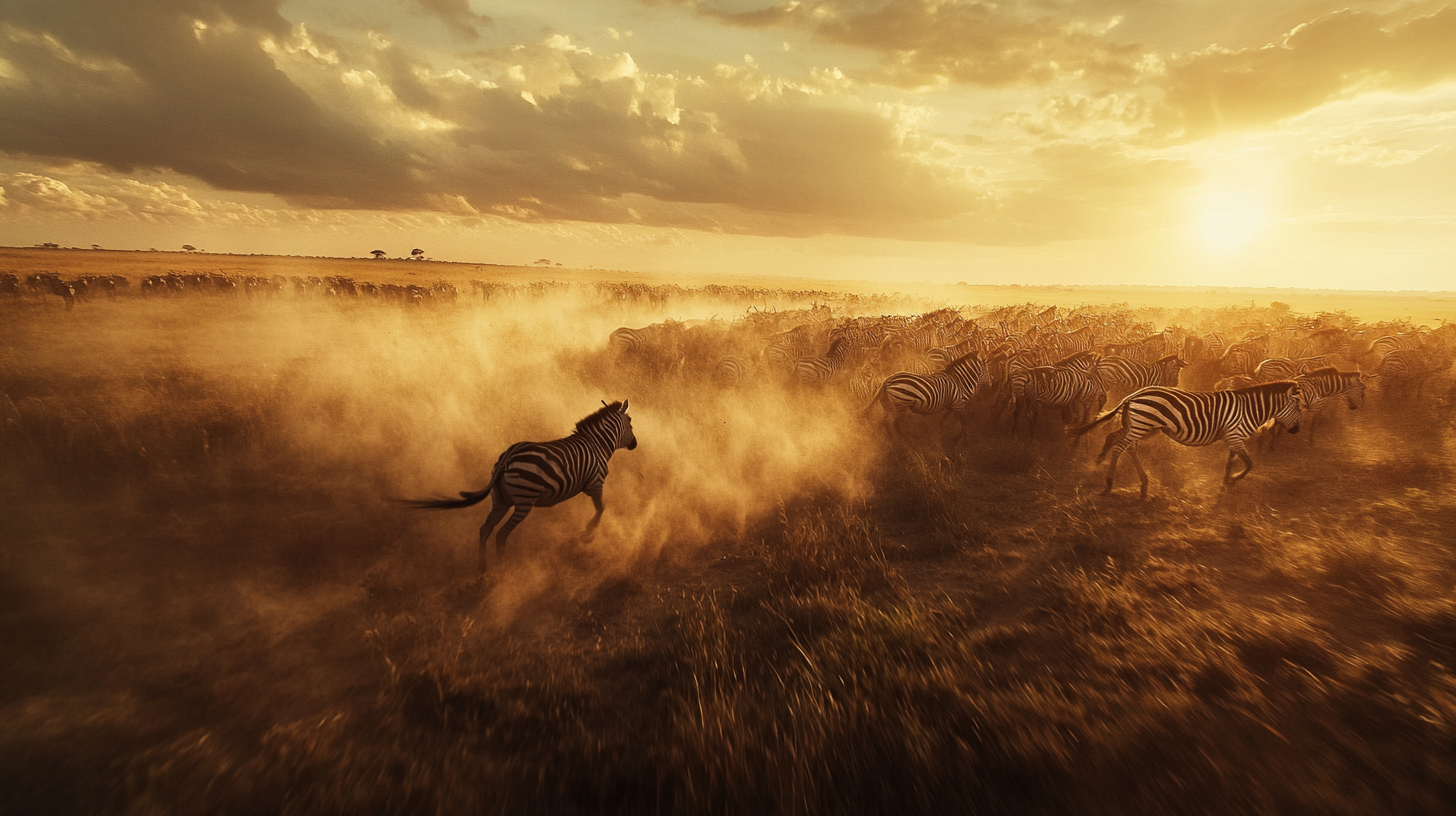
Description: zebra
xmin=713 ymin=355 xmax=754 ymax=388
xmin=1095 ymin=354 xmax=1187 ymax=407
xmin=1373 ymin=347 xmax=1453 ymax=400
xmin=792 ymin=337 xmax=856 ymax=387
xmin=1015 ymin=350 xmax=1102 ymax=438
xmin=1254 ymin=356 xmax=1336 ymax=383
xmin=864 ymin=351 xmax=987 ymax=441
xmin=1289 ymin=367 xmax=1366 ymax=446
xmin=1070 ymin=382 xmax=1304 ymax=499
xmin=401 ymin=400 xmax=638 ymax=573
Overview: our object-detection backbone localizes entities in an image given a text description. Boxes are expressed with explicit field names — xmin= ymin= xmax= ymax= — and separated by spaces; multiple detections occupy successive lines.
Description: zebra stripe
xmin=713 ymin=356 xmax=754 ymax=388
xmin=792 ymin=337 xmax=855 ymax=386
xmin=1013 ymin=350 xmax=1101 ymax=436
xmin=1291 ymin=367 xmax=1365 ymax=446
xmin=1071 ymin=382 xmax=1303 ymax=498
xmin=1373 ymin=348 xmax=1452 ymax=399
xmin=1096 ymin=354 xmax=1186 ymax=396
xmin=866 ymin=352 xmax=987 ymax=440
xmin=402 ymin=401 xmax=638 ymax=573
xmin=1026 ymin=354 xmax=1105 ymax=438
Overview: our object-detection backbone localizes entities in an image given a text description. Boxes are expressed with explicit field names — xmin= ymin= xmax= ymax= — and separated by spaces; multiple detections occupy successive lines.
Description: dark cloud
xmin=654 ymin=0 xmax=1146 ymax=87
xmin=0 ymin=0 xmax=426 ymax=208
xmin=401 ymin=0 xmax=491 ymax=41
xmin=1156 ymin=7 xmax=1456 ymax=139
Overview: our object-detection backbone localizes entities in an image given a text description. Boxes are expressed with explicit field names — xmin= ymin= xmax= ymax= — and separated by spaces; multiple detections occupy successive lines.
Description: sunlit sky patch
xmin=1 ymin=0 xmax=1454 ymax=289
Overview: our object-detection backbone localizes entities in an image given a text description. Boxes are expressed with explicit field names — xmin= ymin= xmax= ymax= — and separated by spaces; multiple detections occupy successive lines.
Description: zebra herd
xmin=609 ymin=302 xmax=1456 ymax=499
xmin=400 ymin=299 xmax=1456 ymax=571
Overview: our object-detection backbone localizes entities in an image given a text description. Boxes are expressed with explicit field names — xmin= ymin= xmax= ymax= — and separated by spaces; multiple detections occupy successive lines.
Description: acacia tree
xmin=182 ymin=244 xmax=196 ymax=252
xmin=371 ymin=250 xmax=386 ymax=259
xmin=411 ymin=248 xmax=424 ymax=260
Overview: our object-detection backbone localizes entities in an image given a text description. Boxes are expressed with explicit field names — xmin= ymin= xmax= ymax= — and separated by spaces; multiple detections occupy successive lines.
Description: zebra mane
xmin=1301 ymin=366 xmax=1355 ymax=379
xmin=576 ymin=401 xmax=625 ymax=433
xmin=1230 ymin=380 xmax=1299 ymax=394
xmin=1053 ymin=349 xmax=1098 ymax=367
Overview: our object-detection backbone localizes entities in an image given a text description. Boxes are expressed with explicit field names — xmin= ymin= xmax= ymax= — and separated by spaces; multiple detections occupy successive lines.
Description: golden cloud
xmin=652 ymin=0 xmax=1145 ymax=87
xmin=1156 ymin=7 xmax=1456 ymax=140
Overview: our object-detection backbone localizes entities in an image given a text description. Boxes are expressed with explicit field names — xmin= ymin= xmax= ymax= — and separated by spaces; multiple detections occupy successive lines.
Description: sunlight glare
xmin=1197 ymin=187 xmax=1267 ymax=251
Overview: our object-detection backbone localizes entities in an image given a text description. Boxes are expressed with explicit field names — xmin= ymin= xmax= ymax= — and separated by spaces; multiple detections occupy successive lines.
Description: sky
xmin=1 ymin=0 xmax=1454 ymax=289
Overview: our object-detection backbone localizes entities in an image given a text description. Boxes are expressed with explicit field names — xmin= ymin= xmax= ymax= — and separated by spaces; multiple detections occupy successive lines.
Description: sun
xmin=1196 ymin=187 xmax=1268 ymax=251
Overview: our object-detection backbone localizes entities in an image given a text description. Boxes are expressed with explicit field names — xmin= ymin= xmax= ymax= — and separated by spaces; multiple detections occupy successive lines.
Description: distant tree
xmin=182 ymin=244 xmax=196 ymax=252
xmin=555 ymin=262 xmax=562 ymax=267
xmin=371 ymin=249 xmax=386 ymax=259
xmin=411 ymin=248 xmax=424 ymax=260
xmin=91 ymin=244 xmax=101 ymax=250
xmin=1271 ymin=301 xmax=1291 ymax=313
xmin=39 ymin=242 xmax=60 ymax=249
xmin=534 ymin=258 xmax=551 ymax=266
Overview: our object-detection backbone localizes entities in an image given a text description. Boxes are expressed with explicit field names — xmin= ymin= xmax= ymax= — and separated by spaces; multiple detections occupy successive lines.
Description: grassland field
xmin=4 ymin=247 xmax=1456 ymax=815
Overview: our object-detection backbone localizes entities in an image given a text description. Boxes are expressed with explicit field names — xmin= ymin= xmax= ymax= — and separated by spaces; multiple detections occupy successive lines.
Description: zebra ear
xmin=622 ymin=398 xmax=630 ymax=413
xmin=602 ymin=399 xmax=609 ymax=407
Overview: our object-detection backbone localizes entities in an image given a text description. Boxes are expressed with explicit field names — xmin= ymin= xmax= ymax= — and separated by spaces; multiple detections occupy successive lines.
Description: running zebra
xmin=1373 ymin=347 xmax=1452 ymax=400
xmin=401 ymin=401 xmax=638 ymax=573
xmin=713 ymin=355 xmax=755 ymax=388
xmin=1016 ymin=350 xmax=1102 ymax=437
xmin=1095 ymin=354 xmax=1186 ymax=405
xmin=864 ymin=351 xmax=987 ymax=441
xmin=792 ymin=337 xmax=856 ymax=387
xmin=1071 ymin=382 xmax=1304 ymax=498
xmin=1291 ymin=367 xmax=1366 ymax=446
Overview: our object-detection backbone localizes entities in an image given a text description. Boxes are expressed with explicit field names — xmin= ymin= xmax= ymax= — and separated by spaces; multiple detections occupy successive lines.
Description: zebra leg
xmin=1096 ymin=427 xmax=1125 ymax=463
xmin=1103 ymin=440 xmax=1135 ymax=495
xmin=493 ymin=505 xmax=534 ymax=564
xmin=478 ymin=500 xmax=510 ymax=573
xmin=1224 ymin=444 xmax=1255 ymax=486
xmin=1129 ymin=447 xmax=1150 ymax=500
xmin=949 ymin=406 xmax=972 ymax=444
xmin=580 ymin=488 xmax=605 ymax=543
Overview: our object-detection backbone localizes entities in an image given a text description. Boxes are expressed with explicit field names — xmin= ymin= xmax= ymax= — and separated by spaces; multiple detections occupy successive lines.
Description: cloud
xmin=649 ymin=0 xmax=1145 ymax=88
xmin=1156 ymin=7 xmax=1456 ymax=140
xmin=0 ymin=1 xmax=426 ymax=208
xmin=0 ymin=0 xmax=1203 ymax=245
xmin=400 ymin=0 xmax=491 ymax=41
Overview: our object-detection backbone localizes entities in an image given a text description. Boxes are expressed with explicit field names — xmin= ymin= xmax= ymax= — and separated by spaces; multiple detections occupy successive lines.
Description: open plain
xmin=4 ymin=248 xmax=1456 ymax=814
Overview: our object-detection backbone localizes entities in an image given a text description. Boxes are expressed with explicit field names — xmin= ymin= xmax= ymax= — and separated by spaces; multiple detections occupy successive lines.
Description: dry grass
xmin=5 ymin=269 xmax=1456 ymax=815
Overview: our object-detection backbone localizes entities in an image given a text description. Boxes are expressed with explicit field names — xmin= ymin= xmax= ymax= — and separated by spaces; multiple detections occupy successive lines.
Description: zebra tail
xmin=395 ymin=483 xmax=493 ymax=510
xmin=1065 ymin=395 xmax=1129 ymax=440
xmin=862 ymin=380 xmax=889 ymax=418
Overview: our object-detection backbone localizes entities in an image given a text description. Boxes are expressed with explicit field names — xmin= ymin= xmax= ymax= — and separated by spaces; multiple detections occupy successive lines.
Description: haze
xmin=3 ymin=0 xmax=1455 ymax=288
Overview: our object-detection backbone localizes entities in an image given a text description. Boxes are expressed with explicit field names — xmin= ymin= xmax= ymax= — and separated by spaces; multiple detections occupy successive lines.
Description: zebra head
xmin=589 ymin=400 xmax=638 ymax=450
xmin=1276 ymin=383 xmax=1303 ymax=434
xmin=618 ymin=399 xmax=638 ymax=450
